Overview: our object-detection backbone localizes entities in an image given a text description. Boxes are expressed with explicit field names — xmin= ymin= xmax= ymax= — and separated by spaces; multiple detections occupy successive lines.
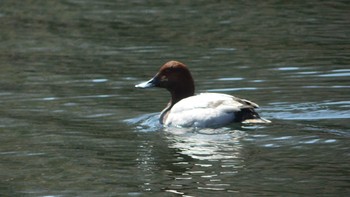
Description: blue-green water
xmin=0 ymin=1 xmax=349 ymax=196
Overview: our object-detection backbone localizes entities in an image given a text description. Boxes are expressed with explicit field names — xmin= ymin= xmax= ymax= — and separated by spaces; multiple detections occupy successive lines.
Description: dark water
xmin=1 ymin=0 xmax=349 ymax=196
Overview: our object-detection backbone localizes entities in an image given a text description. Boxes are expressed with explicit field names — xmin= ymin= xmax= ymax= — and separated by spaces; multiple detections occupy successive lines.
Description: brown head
xmin=135 ymin=61 xmax=195 ymax=104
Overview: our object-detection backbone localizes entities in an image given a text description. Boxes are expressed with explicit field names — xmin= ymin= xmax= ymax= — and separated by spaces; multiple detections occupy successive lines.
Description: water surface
xmin=0 ymin=0 xmax=349 ymax=196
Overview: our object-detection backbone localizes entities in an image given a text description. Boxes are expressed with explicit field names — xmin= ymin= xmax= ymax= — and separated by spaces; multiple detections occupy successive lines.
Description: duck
xmin=135 ymin=60 xmax=270 ymax=128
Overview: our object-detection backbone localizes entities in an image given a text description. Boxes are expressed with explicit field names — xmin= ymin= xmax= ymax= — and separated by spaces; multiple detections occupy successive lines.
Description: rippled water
xmin=1 ymin=0 xmax=349 ymax=196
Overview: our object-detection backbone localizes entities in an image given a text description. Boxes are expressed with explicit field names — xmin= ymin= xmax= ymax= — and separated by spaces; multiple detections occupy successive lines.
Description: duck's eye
xmin=161 ymin=75 xmax=168 ymax=82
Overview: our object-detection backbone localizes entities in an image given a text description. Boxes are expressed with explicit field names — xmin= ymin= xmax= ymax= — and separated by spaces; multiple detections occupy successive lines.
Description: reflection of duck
xmin=166 ymin=128 xmax=245 ymax=160
xmin=136 ymin=61 xmax=270 ymax=128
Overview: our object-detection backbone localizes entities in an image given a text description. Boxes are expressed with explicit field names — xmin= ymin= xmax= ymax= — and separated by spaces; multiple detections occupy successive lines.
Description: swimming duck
xmin=135 ymin=61 xmax=270 ymax=128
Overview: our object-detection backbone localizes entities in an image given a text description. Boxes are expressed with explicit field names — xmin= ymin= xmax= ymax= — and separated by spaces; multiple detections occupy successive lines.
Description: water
xmin=1 ymin=0 xmax=349 ymax=196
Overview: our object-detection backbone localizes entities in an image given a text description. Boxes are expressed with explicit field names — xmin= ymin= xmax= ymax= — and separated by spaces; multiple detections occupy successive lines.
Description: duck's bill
xmin=135 ymin=77 xmax=156 ymax=88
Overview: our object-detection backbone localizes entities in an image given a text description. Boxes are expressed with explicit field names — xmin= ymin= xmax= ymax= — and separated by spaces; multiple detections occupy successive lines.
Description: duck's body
xmin=136 ymin=61 xmax=270 ymax=128
xmin=162 ymin=93 xmax=266 ymax=127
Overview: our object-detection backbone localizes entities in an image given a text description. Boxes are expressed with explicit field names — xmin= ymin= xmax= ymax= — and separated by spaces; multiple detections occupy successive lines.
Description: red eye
xmin=161 ymin=75 xmax=168 ymax=82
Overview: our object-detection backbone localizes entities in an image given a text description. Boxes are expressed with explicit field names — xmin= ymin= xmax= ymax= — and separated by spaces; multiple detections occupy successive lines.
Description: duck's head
xmin=136 ymin=61 xmax=195 ymax=103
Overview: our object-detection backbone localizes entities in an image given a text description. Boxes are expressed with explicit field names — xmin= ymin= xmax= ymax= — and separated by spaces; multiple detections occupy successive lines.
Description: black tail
xmin=234 ymin=108 xmax=271 ymax=123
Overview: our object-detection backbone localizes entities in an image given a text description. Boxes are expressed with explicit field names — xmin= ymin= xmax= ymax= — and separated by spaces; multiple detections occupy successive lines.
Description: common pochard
xmin=136 ymin=61 xmax=270 ymax=128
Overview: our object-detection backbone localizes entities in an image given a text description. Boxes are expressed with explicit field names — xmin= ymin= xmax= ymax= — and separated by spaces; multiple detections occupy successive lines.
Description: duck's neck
xmin=169 ymin=86 xmax=194 ymax=106
xmin=160 ymin=86 xmax=194 ymax=124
